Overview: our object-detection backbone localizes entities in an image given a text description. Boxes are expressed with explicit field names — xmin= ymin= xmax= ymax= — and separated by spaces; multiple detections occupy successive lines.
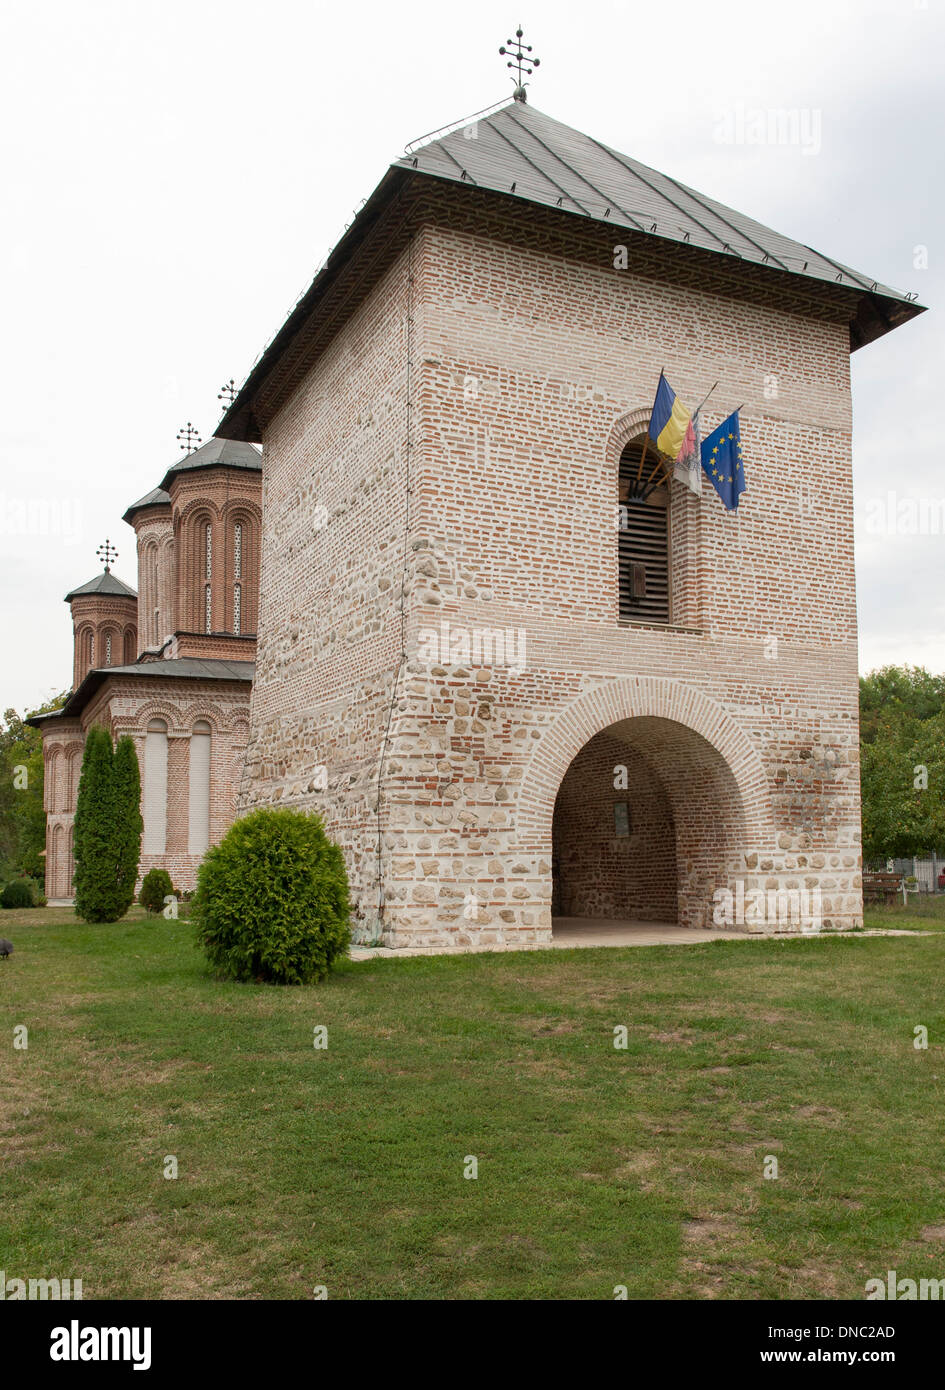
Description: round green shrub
xmin=139 ymin=868 xmax=174 ymax=915
xmin=1 ymin=878 xmax=35 ymax=909
xmin=192 ymin=808 xmax=350 ymax=984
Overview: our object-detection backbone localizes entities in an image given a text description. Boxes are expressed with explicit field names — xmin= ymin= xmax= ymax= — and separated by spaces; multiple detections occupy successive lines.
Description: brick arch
xmin=516 ymin=675 xmax=773 ymax=852
xmin=606 ymin=404 xmax=653 ymax=468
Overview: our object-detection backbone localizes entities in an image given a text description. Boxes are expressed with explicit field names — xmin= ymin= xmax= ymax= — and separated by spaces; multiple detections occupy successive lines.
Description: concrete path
xmin=347 ymin=917 xmax=934 ymax=961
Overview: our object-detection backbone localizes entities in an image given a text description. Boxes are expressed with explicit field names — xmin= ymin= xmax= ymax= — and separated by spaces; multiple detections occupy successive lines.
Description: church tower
xmin=65 ymin=545 xmax=137 ymax=688
xmin=217 ymin=88 xmax=923 ymax=948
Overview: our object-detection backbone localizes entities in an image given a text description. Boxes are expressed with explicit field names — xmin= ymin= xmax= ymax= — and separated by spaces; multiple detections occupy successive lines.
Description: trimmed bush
xmin=139 ymin=868 xmax=174 ymax=915
xmin=1 ymin=878 xmax=35 ymax=909
xmin=193 ymin=808 xmax=350 ymax=984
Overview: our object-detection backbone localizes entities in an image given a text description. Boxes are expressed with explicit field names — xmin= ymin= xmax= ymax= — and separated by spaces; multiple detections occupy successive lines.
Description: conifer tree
xmin=73 ymin=727 xmax=142 ymax=922
xmin=73 ymin=726 xmax=114 ymax=921
xmin=112 ymin=735 xmax=143 ymax=919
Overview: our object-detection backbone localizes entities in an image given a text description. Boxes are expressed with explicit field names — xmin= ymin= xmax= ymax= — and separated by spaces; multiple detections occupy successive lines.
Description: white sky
xmin=1 ymin=0 xmax=941 ymax=713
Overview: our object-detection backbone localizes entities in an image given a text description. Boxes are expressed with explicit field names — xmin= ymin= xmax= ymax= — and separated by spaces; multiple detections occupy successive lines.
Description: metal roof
xmin=26 ymin=658 xmax=255 ymax=726
xmin=64 ymin=570 xmax=137 ymax=603
xmin=122 ymin=486 xmax=171 ymax=524
xmin=396 ymin=101 xmax=918 ymax=304
xmin=158 ymin=436 xmax=262 ymax=492
xmin=217 ymin=99 xmax=925 ymax=443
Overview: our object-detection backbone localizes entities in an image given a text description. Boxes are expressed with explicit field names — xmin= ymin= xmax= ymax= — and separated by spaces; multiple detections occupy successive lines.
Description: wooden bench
xmin=863 ymin=871 xmax=904 ymax=906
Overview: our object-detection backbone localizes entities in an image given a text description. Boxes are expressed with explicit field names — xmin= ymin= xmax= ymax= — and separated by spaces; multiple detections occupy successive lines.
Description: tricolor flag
xmin=649 ymin=372 xmax=700 ymax=495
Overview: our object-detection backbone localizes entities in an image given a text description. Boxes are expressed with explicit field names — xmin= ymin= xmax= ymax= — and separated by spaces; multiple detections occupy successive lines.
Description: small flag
xmin=649 ymin=372 xmax=694 ymax=465
xmin=700 ymin=411 xmax=746 ymax=510
xmin=673 ymin=410 xmax=702 ymax=496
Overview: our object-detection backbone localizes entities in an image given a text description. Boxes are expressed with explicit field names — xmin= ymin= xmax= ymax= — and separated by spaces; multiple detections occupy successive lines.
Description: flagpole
xmin=636 ymin=367 xmax=665 ymax=487
xmin=693 ymin=380 xmax=719 ymax=420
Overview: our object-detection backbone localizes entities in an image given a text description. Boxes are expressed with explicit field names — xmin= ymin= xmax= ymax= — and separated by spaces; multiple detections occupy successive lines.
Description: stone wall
xmin=244 ymin=190 xmax=863 ymax=946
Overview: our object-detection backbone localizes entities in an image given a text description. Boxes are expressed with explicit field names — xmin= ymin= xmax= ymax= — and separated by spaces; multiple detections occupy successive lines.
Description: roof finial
xmin=176 ymin=421 xmax=202 ymax=454
xmin=96 ymin=539 xmax=118 ymax=573
xmin=217 ymin=378 xmax=238 ymax=406
xmin=499 ymin=25 xmax=540 ymax=102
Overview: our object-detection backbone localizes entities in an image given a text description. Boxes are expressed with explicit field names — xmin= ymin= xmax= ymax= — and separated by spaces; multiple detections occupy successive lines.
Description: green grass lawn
xmin=863 ymin=891 xmax=945 ymax=931
xmin=2 ymin=904 xmax=945 ymax=1300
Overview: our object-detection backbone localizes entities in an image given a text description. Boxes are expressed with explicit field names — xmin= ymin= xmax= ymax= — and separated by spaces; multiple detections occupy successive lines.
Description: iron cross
xmin=499 ymin=25 xmax=540 ymax=98
xmin=96 ymin=539 xmax=118 ymax=572
xmin=176 ymin=421 xmax=202 ymax=453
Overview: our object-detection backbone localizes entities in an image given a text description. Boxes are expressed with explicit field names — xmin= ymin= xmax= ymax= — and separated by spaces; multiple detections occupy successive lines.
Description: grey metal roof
xmin=395 ymin=101 xmax=918 ymax=304
xmin=216 ymin=98 xmax=925 ymax=443
xmin=64 ymin=570 xmax=137 ymax=602
xmin=26 ymin=658 xmax=255 ymax=726
xmin=158 ymin=436 xmax=262 ymax=492
xmin=122 ymin=485 xmax=171 ymax=524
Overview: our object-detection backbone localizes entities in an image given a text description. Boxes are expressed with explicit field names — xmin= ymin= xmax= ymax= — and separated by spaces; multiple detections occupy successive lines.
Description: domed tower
xmin=65 ymin=542 xmax=137 ymax=689
xmin=162 ymin=436 xmax=262 ymax=659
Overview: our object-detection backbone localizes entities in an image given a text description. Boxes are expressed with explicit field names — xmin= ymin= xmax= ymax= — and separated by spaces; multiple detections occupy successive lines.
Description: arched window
xmin=618 ymin=434 xmax=671 ymax=625
xmin=103 ymin=630 xmax=113 ymax=666
xmin=143 ymin=719 xmax=168 ymax=855
xmin=86 ymin=628 xmax=94 ymax=671
xmin=233 ymin=522 xmax=242 ymax=634
xmin=145 ymin=541 xmax=159 ymax=647
xmin=123 ymin=627 xmax=136 ymax=664
xmin=205 ymin=522 xmax=213 ymax=633
xmin=188 ymin=720 xmax=211 ymax=856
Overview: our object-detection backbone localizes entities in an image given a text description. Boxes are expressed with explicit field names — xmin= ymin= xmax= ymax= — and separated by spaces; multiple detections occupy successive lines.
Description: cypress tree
xmin=111 ymin=735 xmax=142 ymax=919
xmin=73 ymin=726 xmax=115 ymax=921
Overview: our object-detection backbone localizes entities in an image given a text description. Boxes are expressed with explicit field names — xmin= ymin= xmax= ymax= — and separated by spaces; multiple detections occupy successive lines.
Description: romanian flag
xmin=649 ymin=372 xmax=694 ymax=464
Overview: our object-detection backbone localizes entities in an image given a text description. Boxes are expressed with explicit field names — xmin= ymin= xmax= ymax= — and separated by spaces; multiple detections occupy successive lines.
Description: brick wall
xmin=241 ymin=187 xmax=863 ymax=946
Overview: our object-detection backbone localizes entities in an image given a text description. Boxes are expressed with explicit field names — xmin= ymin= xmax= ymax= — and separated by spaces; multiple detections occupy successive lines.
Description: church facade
xmin=32 ymin=438 xmax=262 ymax=901
xmin=35 ymin=97 xmax=922 ymax=942
xmin=213 ymin=99 xmax=921 ymax=947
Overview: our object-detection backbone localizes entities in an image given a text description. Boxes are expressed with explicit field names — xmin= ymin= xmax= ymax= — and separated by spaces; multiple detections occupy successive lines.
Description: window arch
xmin=618 ymin=433 xmax=671 ymax=625
xmin=143 ymin=719 xmax=168 ymax=855
xmin=123 ymin=627 xmax=136 ymax=664
xmin=188 ymin=720 xmax=211 ymax=855
xmin=144 ymin=540 xmax=159 ymax=647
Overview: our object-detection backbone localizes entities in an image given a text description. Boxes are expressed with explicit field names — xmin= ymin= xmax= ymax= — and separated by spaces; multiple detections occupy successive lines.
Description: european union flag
xmin=700 ymin=411 xmax=746 ymax=510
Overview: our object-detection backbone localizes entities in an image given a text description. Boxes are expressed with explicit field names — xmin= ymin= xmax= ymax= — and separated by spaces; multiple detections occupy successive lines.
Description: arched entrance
xmin=551 ymin=715 xmax=751 ymax=933
xmin=516 ymin=677 xmax=773 ymax=936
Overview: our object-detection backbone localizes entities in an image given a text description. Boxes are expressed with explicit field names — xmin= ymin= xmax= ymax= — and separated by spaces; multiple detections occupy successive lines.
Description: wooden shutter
xmin=618 ymin=441 xmax=671 ymax=623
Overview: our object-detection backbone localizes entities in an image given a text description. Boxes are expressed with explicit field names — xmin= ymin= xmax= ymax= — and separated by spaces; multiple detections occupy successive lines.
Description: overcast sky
xmin=1 ymin=0 xmax=941 ymax=714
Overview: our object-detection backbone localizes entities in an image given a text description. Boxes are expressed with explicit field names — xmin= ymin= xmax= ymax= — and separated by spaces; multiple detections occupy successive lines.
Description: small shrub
xmin=193 ymin=808 xmax=350 ymax=984
xmin=1 ymin=878 xmax=35 ymax=909
xmin=139 ymin=868 xmax=174 ymax=915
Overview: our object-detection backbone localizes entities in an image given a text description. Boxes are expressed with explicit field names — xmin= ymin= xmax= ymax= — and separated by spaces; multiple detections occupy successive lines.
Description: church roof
xmin=216 ymin=99 xmax=925 ymax=444
xmin=64 ymin=570 xmax=137 ymax=603
xmin=26 ymin=658 xmax=255 ymax=726
xmin=158 ymin=435 xmax=262 ymax=492
xmin=122 ymin=485 xmax=171 ymax=524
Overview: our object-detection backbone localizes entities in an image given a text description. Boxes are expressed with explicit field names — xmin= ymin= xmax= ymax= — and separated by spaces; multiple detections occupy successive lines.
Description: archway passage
xmin=550 ymin=715 xmax=749 ymax=936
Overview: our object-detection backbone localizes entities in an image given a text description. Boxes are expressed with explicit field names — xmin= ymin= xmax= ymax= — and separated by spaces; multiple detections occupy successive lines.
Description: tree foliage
xmin=73 ymin=727 xmax=142 ymax=922
xmin=859 ymin=665 xmax=945 ymax=862
xmin=193 ymin=807 xmax=350 ymax=984
xmin=0 ymin=692 xmax=68 ymax=886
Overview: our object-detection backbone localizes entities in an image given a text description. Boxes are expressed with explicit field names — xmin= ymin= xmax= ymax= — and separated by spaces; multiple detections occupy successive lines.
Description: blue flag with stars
xmin=700 ymin=411 xmax=746 ymax=510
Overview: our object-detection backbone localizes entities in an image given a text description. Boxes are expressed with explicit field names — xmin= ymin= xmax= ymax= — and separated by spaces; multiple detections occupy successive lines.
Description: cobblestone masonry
xmin=239 ymin=188 xmax=863 ymax=946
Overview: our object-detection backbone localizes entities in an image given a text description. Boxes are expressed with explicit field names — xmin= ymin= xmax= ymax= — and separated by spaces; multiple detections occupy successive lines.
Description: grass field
xmin=2 ymin=904 xmax=945 ymax=1300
